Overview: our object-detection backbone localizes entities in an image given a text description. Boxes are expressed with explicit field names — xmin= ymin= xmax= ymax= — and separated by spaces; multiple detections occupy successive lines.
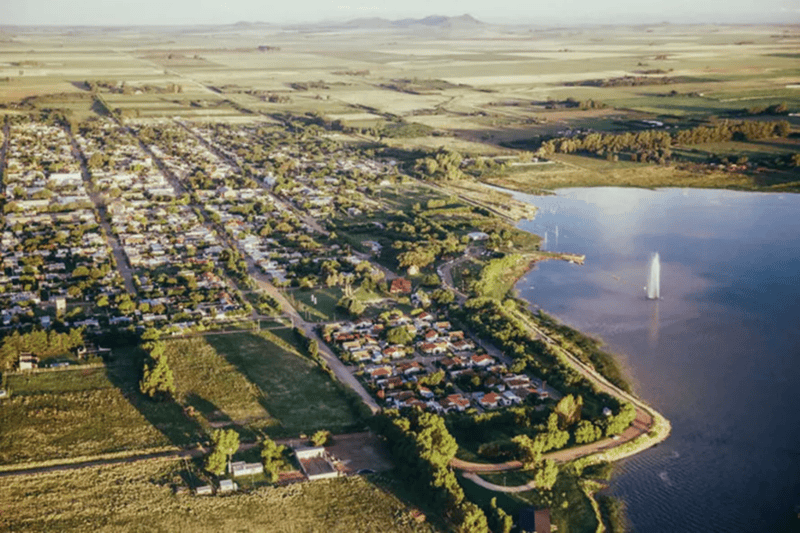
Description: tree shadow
xmin=69 ymin=80 xmax=91 ymax=91
xmin=104 ymin=345 xmax=206 ymax=448
xmin=181 ymin=391 xmax=259 ymax=441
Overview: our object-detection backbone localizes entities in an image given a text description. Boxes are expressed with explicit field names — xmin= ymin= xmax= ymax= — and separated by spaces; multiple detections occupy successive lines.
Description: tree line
xmin=373 ymin=410 xmax=490 ymax=533
xmin=0 ymin=328 xmax=85 ymax=370
xmin=536 ymin=120 xmax=792 ymax=160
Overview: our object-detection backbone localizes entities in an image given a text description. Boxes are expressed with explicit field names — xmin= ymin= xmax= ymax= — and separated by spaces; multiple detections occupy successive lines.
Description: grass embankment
xmin=0 ymin=459 xmax=436 ymax=533
xmin=472 ymin=254 xmax=535 ymax=298
xmin=531 ymin=310 xmax=631 ymax=394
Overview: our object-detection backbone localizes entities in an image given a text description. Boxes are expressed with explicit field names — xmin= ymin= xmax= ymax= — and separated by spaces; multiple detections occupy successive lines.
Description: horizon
xmin=2 ymin=0 xmax=798 ymax=27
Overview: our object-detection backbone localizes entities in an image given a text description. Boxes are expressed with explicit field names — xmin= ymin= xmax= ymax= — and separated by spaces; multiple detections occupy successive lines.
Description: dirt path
xmin=462 ymin=471 xmax=537 ymax=493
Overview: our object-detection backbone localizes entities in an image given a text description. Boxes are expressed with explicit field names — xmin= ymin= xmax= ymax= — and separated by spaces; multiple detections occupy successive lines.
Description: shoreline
xmin=451 ymin=195 xmax=672 ymax=476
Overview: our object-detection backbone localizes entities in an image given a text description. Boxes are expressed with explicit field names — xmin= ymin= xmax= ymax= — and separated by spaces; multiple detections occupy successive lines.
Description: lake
xmin=510 ymin=187 xmax=800 ymax=533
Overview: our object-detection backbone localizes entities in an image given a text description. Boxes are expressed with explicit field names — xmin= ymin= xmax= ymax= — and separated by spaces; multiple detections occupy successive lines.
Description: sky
xmin=2 ymin=0 xmax=799 ymax=26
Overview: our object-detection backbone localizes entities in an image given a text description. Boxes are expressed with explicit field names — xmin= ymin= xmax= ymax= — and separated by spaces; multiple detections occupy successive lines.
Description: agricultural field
xmin=0 ymin=459 xmax=437 ymax=533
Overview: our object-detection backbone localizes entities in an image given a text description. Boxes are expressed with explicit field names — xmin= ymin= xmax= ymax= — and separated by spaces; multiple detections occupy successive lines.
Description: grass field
xmin=0 ymin=331 xmax=361 ymax=465
xmin=485 ymin=161 xmax=765 ymax=192
xmin=205 ymin=332 xmax=361 ymax=437
xmin=0 ymin=351 xmax=201 ymax=465
xmin=164 ymin=337 xmax=272 ymax=431
xmin=0 ymin=384 xmax=184 ymax=465
xmin=0 ymin=459 xmax=437 ymax=533
xmin=285 ymin=287 xmax=342 ymax=322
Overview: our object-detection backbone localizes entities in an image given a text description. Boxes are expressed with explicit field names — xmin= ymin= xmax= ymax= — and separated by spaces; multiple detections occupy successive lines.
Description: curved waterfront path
xmin=462 ymin=471 xmax=538 ymax=493
xmin=440 ymin=257 xmax=671 ymax=490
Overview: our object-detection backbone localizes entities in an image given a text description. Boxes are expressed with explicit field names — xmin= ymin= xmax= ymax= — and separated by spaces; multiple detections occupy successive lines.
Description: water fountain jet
xmin=646 ymin=252 xmax=661 ymax=300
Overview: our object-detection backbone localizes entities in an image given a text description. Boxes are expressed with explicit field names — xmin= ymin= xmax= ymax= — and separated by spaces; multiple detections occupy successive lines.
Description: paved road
xmin=0 ymin=120 xmax=9 ymax=190
xmin=244 ymin=264 xmax=380 ymax=414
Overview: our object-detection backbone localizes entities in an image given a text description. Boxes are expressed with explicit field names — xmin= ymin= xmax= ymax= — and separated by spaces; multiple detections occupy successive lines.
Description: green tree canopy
xmin=139 ymin=355 xmax=175 ymax=400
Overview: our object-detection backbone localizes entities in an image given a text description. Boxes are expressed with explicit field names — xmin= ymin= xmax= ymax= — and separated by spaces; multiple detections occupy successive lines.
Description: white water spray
xmin=646 ymin=252 xmax=661 ymax=300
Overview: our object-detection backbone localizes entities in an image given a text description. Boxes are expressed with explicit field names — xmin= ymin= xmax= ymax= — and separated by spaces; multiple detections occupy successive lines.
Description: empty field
xmin=0 ymin=459 xmax=437 ymax=533
xmin=205 ymin=332 xmax=361 ymax=437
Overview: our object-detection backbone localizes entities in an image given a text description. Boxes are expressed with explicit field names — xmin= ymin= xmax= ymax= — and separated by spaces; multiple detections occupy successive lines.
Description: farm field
xmin=0 ymin=459 xmax=437 ymax=533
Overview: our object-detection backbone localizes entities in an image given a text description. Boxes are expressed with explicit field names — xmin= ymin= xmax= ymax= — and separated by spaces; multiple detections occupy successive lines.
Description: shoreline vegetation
xmin=481 ymin=160 xmax=800 ymax=195
xmin=442 ymin=220 xmax=671 ymax=529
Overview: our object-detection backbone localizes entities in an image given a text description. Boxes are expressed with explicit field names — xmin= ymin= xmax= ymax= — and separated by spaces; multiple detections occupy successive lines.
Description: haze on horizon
xmin=2 ymin=0 xmax=798 ymax=27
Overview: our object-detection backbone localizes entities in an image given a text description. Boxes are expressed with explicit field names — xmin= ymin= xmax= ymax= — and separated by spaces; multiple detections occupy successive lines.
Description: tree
xmin=512 ymin=434 xmax=543 ymax=469
xmin=554 ymin=394 xmax=583 ymax=429
xmin=307 ymin=339 xmax=319 ymax=359
xmin=453 ymin=501 xmax=489 ymax=533
xmin=431 ymin=288 xmax=455 ymax=305
xmin=574 ymin=420 xmax=603 ymax=444
xmin=488 ymin=498 xmax=513 ymax=533
xmin=139 ymin=355 xmax=175 ymax=400
xmin=386 ymin=326 xmax=414 ymax=345
xmin=310 ymin=429 xmax=331 ymax=446
xmin=533 ymin=459 xmax=559 ymax=491
xmin=260 ymin=437 xmax=287 ymax=483
xmin=337 ymin=296 xmax=365 ymax=317
xmin=205 ymin=429 xmax=240 ymax=476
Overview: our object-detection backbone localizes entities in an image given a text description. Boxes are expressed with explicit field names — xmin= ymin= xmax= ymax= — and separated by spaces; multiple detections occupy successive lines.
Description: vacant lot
xmin=0 ymin=358 xmax=201 ymax=465
xmin=0 ymin=459 xmax=437 ymax=533
xmin=165 ymin=337 xmax=272 ymax=429
xmin=0 ymin=384 xmax=186 ymax=465
xmin=206 ymin=332 xmax=361 ymax=437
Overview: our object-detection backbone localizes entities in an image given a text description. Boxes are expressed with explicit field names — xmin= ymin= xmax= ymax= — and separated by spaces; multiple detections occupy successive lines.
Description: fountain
xmin=646 ymin=252 xmax=661 ymax=300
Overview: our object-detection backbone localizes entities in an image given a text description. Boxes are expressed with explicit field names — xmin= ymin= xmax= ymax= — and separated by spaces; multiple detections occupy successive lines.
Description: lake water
xmin=510 ymin=187 xmax=800 ymax=533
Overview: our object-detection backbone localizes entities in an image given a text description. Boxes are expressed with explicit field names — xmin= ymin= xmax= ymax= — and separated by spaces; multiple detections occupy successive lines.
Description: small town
xmin=1 ymin=7 xmax=796 ymax=532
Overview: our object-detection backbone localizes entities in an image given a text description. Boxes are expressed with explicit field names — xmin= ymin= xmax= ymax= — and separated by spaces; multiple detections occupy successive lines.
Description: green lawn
xmin=205 ymin=332 xmax=361 ymax=437
xmin=286 ymin=286 xmax=343 ymax=322
xmin=0 ymin=459 xmax=438 ymax=533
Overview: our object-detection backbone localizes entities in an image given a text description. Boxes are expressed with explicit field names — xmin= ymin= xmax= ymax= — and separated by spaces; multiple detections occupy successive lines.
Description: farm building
xmin=295 ymin=446 xmax=339 ymax=481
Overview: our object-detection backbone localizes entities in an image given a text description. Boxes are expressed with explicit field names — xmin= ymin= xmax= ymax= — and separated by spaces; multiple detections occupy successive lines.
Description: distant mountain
xmin=340 ymin=14 xmax=486 ymax=31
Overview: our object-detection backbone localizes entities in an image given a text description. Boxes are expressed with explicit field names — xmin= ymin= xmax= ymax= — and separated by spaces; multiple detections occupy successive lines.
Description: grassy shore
xmin=484 ymin=158 xmax=800 ymax=193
